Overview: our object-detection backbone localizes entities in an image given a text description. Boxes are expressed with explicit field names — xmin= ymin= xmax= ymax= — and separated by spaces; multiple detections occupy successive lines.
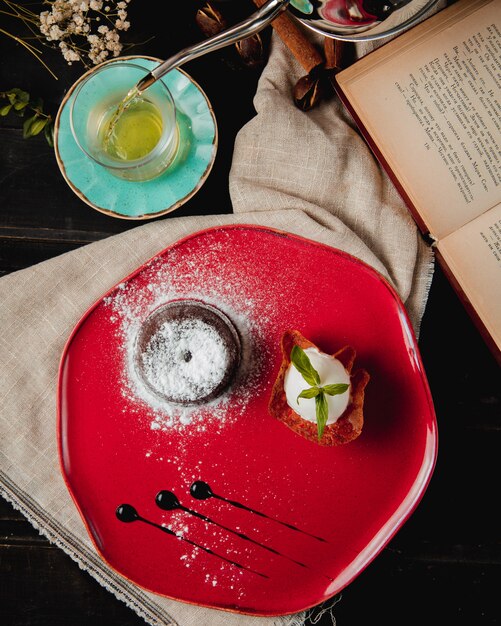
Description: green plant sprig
xmin=290 ymin=345 xmax=349 ymax=441
xmin=0 ymin=88 xmax=54 ymax=146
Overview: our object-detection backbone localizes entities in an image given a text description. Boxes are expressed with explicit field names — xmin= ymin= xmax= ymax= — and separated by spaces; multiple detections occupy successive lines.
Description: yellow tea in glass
xmin=100 ymin=95 xmax=163 ymax=161
xmin=70 ymin=61 xmax=179 ymax=182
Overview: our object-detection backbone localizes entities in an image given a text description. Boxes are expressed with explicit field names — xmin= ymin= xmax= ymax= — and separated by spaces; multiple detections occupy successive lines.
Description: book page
xmin=437 ymin=203 xmax=501 ymax=353
xmin=336 ymin=0 xmax=501 ymax=240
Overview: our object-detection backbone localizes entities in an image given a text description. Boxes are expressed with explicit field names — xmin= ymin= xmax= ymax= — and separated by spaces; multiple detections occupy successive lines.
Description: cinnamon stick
xmin=323 ymin=37 xmax=344 ymax=73
xmin=324 ymin=37 xmax=353 ymax=74
xmin=252 ymin=0 xmax=324 ymax=73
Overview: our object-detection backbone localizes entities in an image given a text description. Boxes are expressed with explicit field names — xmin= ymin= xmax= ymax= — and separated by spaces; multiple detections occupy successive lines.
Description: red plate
xmin=58 ymin=225 xmax=437 ymax=616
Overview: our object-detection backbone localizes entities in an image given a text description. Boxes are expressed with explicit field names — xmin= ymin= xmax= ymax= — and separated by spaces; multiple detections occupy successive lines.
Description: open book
xmin=333 ymin=0 xmax=501 ymax=365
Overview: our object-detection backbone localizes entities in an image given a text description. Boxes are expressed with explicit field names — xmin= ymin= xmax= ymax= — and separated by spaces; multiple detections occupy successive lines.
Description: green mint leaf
xmin=315 ymin=392 xmax=329 ymax=440
xmin=0 ymin=104 xmax=12 ymax=116
xmin=322 ymin=383 xmax=349 ymax=396
xmin=297 ymin=386 xmax=321 ymax=403
xmin=291 ymin=345 xmax=320 ymax=386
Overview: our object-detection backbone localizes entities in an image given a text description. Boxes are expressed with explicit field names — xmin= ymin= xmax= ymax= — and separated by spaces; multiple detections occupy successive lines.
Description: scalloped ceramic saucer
xmin=54 ymin=56 xmax=218 ymax=220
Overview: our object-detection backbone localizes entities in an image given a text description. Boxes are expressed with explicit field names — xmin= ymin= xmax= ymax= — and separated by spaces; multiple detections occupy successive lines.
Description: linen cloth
xmin=0 ymin=8 xmax=443 ymax=625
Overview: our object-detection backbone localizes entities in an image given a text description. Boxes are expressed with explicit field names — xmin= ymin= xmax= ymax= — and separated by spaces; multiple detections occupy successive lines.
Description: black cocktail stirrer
xmin=155 ymin=490 xmax=333 ymax=579
xmin=115 ymin=504 xmax=268 ymax=578
xmin=190 ymin=481 xmax=328 ymax=543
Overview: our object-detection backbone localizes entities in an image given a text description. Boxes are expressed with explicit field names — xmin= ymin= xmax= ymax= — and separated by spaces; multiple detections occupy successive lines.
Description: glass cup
xmin=70 ymin=60 xmax=179 ymax=182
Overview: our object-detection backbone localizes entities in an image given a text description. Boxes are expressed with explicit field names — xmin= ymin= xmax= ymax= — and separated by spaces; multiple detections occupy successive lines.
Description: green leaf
xmin=291 ymin=345 xmax=320 ymax=386
xmin=22 ymin=114 xmax=37 ymax=138
xmin=322 ymin=383 xmax=349 ymax=396
xmin=11 ymin=88 xmax=29 ymax=101
xmin=13 ymin=100 xmax=28 ymax=111
xmin=44 ymin=121 xmax=54 ymax=147
xmin=0 ymin=104 xmax=12 ymax=116
xmin=315 ymin=392 xmax=329 ymax=440
xmin=297 ymin=386 xmax=321 ymax=403
xmin=32 ymin=96 xmax=44 ymax=112
xmin=7 ymin=88 xmax=28 ymax=104
xmin=30 ymin=117 xmax=48 ymax=136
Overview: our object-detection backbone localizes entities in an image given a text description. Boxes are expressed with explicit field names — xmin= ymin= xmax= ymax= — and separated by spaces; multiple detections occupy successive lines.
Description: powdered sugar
xmin=103 ymin=232 xmax=278 ymax=434
xmin=140 ymin=317 xmax=232 ymax=403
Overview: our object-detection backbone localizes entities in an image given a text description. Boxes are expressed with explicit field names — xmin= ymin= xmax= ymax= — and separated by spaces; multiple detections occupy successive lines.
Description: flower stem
xmin=0 ymin=27 xmax=58 ymax=79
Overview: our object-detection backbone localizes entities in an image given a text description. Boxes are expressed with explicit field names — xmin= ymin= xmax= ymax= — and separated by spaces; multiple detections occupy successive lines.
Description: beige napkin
xmin=0 ymin=8 xmax=443 ymax=625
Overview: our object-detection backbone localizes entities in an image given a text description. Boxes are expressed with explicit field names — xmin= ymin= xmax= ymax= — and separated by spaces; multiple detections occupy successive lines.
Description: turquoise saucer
xmin=54 ymin=57 xmax=218 ymax=219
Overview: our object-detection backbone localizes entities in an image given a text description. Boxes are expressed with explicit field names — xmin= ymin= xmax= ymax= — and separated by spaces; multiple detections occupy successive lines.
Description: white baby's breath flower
xmin=115 ymin=19 xmax=129 ymax=31
xmin=39 ymin=14 xmax=49 ymax=35
xmin=104 ymin=29 xmax=120 ymax=51
xmin=37 ymin=0 xmax=133 ymax=67
xmin=59 ymin=41 xmax=81 ymax=63
xmin=48 ymin=24 xmax=64 ymax=41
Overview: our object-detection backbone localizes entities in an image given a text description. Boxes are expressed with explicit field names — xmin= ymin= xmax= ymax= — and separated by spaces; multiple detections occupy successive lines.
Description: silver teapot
xmin=137 ymin=0 xmax=441 ymax=92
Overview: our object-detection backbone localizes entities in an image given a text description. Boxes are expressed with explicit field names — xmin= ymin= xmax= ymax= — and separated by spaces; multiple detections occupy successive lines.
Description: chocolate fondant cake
xmin=134 ymin=300 xmax=241 ymax=405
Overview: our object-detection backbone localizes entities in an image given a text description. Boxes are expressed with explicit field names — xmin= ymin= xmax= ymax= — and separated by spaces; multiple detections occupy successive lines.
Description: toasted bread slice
xmin=269 ymin=330 xmax=370 ymax=446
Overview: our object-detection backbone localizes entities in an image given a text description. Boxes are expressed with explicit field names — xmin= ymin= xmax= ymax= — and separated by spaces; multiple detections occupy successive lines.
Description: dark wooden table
xmin=1 ymin=2 xmax=499 ymax=625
